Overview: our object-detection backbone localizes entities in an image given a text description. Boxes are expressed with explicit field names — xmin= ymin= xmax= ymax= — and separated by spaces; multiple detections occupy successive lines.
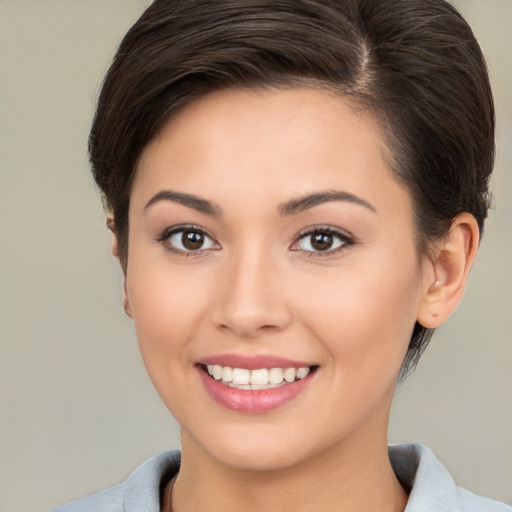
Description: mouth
xmin=196 ymin=358 xmax=318 ymax=413
xmin=200 ymin=364 xmax=314 ymax=390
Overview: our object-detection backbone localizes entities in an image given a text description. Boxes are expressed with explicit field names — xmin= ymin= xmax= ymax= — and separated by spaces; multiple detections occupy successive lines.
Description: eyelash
xmin=156 ymin=225 xmax=219 ymax=257
xmin=291 ymin=226 xmax=355 ymax=256
xmin=156 ymin=225 xmax=355 ymax=257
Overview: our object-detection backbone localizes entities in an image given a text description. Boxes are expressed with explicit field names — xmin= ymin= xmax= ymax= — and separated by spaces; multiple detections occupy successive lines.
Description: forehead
xmin=132 ymin=87 xmax=410 ymax=219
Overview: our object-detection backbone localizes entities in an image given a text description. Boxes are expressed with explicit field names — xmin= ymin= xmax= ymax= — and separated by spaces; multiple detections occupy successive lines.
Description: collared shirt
xmin=52 ymin=444 xmax=511 ymax=511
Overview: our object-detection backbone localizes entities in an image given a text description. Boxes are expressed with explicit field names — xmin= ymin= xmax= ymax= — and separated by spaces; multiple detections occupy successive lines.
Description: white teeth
xmin=228 ymin=383 xmax=285 ymax=390
xmin=212 ymin=365 xmax=223 ymax=380
xmin=296 ymin=367 xmax=310 ymax=379
xmin=268 ymin=368 xmax=284 ymax=384
xmin=250 ymin=368 xmax=269 ymax=385
xmin=205 ymin=364 xmax=313 ymax=389
xmin=283 ymin=367 xmax=296 ymax=383
xmin=232 ymin=368 xmax=250 ymax=385
xmin=221 ymin=366 xmax=233 ymax=383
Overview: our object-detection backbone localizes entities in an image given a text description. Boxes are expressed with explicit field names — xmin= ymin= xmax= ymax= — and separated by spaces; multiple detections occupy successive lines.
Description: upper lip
xmin=197 ymin=354 xmax=315 ymax=370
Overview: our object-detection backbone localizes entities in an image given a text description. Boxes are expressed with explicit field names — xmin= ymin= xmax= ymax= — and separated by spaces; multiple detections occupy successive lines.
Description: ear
xmin=417 ymin=213 xmax=480 ymax=329
xmin=106 ymin=215 xmax=119 ymax=259
xmin=122 ymin=280 xmax=133 ymax=319
xmin=107 ymin=215 xmax=133 ymax=318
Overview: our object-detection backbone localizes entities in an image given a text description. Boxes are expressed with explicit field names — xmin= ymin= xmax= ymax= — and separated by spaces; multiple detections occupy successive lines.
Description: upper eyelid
xmin=155 ymin=224 xmax=354 ymax=249
xmin=295 ymin=225 xmax=355 ymax=240
xmin=156 ymin=225 xmax=221 ymax=256
xmin=157 ymin=224 xmax=216 ymax=241
xmin=291 ymin=226 xmax=356 ymax=254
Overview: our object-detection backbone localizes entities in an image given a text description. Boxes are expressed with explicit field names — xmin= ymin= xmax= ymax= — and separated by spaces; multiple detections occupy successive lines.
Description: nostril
xmin=259 ymin=324 xmax=278 ymax=330
xmin=215 ymin=321 xmax=282 ymax=338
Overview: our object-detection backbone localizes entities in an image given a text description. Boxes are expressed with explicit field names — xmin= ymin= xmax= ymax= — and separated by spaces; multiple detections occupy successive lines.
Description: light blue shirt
xmin=52 ymin=444 xmax=511 ymax=511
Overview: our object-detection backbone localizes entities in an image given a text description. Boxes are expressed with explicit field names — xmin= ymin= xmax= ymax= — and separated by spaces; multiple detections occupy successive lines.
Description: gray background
xmin=0 ymin=1 xmax=510 ymax=510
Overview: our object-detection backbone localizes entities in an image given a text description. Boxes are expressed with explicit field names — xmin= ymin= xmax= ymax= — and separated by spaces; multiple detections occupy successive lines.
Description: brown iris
xmin=182 ymin=230 xmax=204 ymax=250
xmin=311 ymin=232 xmax=333 ymax=251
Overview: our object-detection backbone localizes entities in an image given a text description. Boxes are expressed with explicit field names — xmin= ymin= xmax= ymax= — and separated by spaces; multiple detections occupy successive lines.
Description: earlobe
xmin=122 ymin=280 xmax=133 ymax=319
xmin=417 ymin=213 xmax=480 ymax=329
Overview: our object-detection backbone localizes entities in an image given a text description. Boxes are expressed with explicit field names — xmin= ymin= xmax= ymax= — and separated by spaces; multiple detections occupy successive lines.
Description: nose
xmin=211 ymin=246 xmax=292 ymax=339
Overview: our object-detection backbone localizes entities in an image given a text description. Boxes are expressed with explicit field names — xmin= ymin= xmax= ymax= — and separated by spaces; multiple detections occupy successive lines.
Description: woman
xmin=53 ymin=0 xmax=510 ymax=510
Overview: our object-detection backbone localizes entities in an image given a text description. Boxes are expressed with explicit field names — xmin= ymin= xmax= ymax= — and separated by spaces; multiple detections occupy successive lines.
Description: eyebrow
xmin=145 ymin=190 xmax=220 ymax=215
xmin=279 ymin=190 xmax=377 ymax=216
xmin=144 ymin=189 xmax=376 ymax=217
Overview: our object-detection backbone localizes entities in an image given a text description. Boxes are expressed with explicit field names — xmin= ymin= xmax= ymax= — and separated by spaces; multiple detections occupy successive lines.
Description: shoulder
xmin=50 ymin=450 xmax=181 ymax=512
xmin=389 ymin=443 xmax=512 ymax=512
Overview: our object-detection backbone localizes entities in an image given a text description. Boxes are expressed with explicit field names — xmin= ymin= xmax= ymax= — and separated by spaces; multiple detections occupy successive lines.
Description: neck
xmin=168 ymin=425 xmax=407 ymax=512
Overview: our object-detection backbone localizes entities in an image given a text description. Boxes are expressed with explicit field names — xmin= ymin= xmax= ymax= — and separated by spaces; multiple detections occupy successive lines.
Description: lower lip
xmin=197 ymin=367 xmax=314 ymax=413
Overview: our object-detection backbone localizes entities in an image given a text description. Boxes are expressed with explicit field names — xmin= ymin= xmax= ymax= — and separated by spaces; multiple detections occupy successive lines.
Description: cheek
xmin=126 ymin=254 xmax=213 ymax=375
xmin=297 ymin=255 xmax=421 ymax=376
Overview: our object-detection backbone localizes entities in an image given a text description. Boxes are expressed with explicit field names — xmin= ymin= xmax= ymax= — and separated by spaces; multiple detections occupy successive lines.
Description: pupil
xmin=182 ymin=231 xmax=204 ymax=250
xmin=311 ymin=233 xmax=333 ymax=251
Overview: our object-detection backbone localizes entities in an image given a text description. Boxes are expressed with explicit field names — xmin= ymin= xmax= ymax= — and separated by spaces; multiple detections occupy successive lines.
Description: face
xmin=125 ymin=88 xmax=430 ymax=471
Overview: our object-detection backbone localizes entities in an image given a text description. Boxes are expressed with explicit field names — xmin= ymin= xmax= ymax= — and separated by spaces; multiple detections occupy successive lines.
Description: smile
xmin=205 ymin=365 xmax=311 ymax=390
xmin=197 ymin=358 xmax=317 ymax=413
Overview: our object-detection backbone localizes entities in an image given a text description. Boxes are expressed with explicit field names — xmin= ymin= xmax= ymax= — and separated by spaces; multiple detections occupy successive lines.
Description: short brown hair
xmin=89 ymin=0 xmax=495 ymax=376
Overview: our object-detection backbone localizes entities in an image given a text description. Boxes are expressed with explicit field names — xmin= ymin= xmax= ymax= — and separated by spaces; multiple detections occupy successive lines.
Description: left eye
xmin=293 ymin=229 xmax=350 ymax=253
xmin=165 ymin=228 xmax=219 ymax=252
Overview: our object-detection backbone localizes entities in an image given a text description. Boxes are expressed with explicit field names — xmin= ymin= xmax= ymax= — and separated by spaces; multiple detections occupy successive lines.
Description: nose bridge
xmin=212 ymin=239 xmax=290 ymax=337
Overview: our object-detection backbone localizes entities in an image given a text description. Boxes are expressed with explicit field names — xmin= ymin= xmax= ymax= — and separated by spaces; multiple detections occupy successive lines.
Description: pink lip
xmin=196 ymin=356 xmax=316 ymax=414
xmin=198 ymin=354 xmax=313 ymax=370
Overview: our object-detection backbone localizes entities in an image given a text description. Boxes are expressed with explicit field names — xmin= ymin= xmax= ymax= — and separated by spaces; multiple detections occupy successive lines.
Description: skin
xmin=115 ymin=88 xmax=479 ymax=512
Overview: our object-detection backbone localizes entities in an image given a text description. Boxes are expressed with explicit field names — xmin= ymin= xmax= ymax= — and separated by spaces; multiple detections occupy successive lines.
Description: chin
xmin=182 ymin=422 xmax=317 ymax=473
xmin=210 ymin=443 xmax=310 ymax=473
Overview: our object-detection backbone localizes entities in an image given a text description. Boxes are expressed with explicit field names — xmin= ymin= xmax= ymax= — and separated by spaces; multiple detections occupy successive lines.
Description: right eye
xmin=159 ymin=226 xmax=220 ymax=255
